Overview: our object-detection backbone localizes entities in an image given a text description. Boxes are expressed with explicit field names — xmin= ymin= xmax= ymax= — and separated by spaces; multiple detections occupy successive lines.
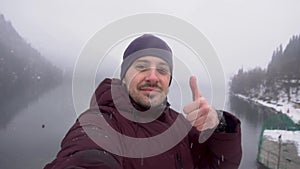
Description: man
xmin=45 ymin=34 xmax=242 ymax=169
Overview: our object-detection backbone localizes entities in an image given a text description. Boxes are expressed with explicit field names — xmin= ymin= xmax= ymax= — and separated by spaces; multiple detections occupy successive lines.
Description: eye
xmin=157 ymin=66 xmax=170 ymax=75
xmin=135 ymin=64 xmax=148 ymax=71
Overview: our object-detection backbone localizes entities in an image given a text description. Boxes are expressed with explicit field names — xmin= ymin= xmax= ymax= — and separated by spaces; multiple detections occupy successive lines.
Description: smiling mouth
xmin=140 ymin=87 xmax=160 ymax=92
xmin=139 ymin=88 xmax=162 ymax=97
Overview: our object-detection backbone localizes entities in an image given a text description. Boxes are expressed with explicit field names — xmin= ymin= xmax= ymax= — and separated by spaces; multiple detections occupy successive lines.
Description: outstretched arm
xmin=44 ymin=109 xmax=123 ymax=169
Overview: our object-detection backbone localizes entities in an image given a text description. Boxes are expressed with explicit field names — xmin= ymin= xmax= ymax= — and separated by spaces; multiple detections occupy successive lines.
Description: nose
xmin=145 ymin=68 xmax=159 ymax=83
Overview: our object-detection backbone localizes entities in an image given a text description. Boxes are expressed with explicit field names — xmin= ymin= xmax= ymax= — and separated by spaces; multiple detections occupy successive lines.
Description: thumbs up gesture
xmin=183 ymin=76 xmax=219 ymax=132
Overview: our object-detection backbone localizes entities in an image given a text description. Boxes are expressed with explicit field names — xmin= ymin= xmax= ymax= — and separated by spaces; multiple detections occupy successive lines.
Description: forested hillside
xmin=0 ymin=14 xmax=63 ymax=126
xmin=230 ymin=34 xmax=300 ymax=103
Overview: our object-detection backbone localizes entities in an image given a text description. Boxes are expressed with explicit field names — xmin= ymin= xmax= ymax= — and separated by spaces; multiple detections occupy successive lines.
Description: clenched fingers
xmin=183 ymin=97 xmax=208 ymax=114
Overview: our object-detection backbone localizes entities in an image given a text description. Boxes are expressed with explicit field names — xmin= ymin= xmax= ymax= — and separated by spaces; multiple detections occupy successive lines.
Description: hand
xmin=183 ymin=76 xmax=219 ymax=131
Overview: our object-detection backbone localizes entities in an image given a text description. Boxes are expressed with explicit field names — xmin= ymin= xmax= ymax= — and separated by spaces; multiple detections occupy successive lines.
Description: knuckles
xmin=183 ymin=96 xmax=217 ymax=131
xmin=183 ymin=97 xmax=209 ymax=114
xmin=200 ymin=105 xmax=211 ymax=114
xmin=183 ymin=105 xmax=189 ymax=114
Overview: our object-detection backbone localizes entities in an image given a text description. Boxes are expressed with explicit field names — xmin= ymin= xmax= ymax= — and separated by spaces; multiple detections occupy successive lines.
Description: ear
xmin=121 ymin=78 xmax=127 ymax=87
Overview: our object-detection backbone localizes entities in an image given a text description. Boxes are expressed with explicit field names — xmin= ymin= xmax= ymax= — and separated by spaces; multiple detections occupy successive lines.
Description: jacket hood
xmin=90 ymin=78 xmax=170 ymax=123
xmin=90 ymin=78 xmax=126 ymax=110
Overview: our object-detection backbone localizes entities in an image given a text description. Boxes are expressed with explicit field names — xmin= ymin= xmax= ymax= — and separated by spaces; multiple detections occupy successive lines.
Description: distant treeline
xmin=0 ymin=14 xmax=63 ymax=107
xmin=230 ymin=34 xmax=300 ymax=102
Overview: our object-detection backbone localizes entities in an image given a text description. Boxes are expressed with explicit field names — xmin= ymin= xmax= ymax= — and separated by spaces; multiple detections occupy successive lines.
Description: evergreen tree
xmin=230 ymin=33 xmax=300 ymax=102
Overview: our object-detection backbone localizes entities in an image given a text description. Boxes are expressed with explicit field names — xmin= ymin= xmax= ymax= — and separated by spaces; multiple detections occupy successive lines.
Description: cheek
xmin=126 ymin=77 xmax=140 ymax=91
xmin=162 ymin=86 xmax=169 ymax=93
xmin=125 ymin=71 xmax=143 ymax=85
xmin=131 ymin=74 xmax=144 ymax=85
xmin=162 ymin=77 xmax=171 ymax=87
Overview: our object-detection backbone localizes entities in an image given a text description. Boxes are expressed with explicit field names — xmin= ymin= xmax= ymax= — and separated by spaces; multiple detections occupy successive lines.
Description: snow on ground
xmin=235 ymin=94 xmax=300 ymax=124
xmin=264 ymin=130 xmax=300 ymax=156
xmin=255 ymin=99 xmax=300 ymax=124
xmin=235 ymin=94 xmax=248 ymax=100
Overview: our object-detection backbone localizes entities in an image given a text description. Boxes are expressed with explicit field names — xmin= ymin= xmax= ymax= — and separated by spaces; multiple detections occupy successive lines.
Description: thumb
xmin=189 ymin=76 xmax=202 ymax=101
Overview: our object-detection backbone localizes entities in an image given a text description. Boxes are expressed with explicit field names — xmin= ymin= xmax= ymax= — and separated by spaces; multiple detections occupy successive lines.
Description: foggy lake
xmin=227 ymin=95 xmax=275 ymax=169
xmin=0 ymin=80 xmax=276 ymax=169
xmin=0 ymin=80 xmax=76 ymax=169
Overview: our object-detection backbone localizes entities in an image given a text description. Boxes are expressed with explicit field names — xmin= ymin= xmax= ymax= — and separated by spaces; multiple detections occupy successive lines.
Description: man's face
xmin=122 ymin=56 xmax=171 ymax=108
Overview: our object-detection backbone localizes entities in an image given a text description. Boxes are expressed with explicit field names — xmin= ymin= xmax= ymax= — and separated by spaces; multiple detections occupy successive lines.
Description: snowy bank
xmin=235 ymin=94 xmax=300 ymax=124
xmin=263 ymin=129 xmax=300 ymax=156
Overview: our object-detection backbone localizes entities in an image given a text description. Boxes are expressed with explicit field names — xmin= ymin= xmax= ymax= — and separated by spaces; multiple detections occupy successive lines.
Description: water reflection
xmin=0 ymin=80 xmax=77 ymax=169
xmin=0 ymin=80 xmax=62 ymax=129
xmin=227 ymin=94 xmax=275 ymax=169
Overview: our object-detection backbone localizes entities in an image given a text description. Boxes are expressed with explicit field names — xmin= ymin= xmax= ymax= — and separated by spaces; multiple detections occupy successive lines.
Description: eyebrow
xmin=135 ymin=59 xmax=169 ymax=66
xmin=135 ymin=60 xmax=150 ymax=64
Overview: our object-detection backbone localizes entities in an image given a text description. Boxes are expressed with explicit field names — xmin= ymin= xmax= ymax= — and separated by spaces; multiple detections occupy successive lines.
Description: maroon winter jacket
xmin=44 ymin=78 xmax=242 ymax=169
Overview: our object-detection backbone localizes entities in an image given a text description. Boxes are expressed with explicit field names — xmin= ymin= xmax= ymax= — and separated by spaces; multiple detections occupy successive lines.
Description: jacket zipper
xmin=176 ymin=153 xmax=183 ymax=169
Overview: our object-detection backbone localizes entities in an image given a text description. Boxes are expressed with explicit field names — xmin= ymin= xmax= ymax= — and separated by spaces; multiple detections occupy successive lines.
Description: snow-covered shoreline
xmin=234 ymin=94 xmax=300 ymax=124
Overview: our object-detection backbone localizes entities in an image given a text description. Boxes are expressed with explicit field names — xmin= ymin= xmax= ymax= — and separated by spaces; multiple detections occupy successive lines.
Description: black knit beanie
xmin=120 ymin=34 xmax=173 ymax=84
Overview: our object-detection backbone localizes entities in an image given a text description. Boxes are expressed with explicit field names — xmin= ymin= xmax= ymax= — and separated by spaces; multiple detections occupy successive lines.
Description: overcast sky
xmin=1 ymin=0 xmax=300 ymax=79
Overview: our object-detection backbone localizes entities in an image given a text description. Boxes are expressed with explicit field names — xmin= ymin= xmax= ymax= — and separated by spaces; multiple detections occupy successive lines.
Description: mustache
xmin=138 ymin=83 xmax=162 ymax=90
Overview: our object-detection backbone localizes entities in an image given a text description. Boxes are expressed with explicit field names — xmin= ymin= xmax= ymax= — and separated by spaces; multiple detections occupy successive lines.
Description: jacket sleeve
xmin=189 ymin=111 xmax=242 ymax=169
xmin=44 ymin=109 xmax=123 ymax=169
